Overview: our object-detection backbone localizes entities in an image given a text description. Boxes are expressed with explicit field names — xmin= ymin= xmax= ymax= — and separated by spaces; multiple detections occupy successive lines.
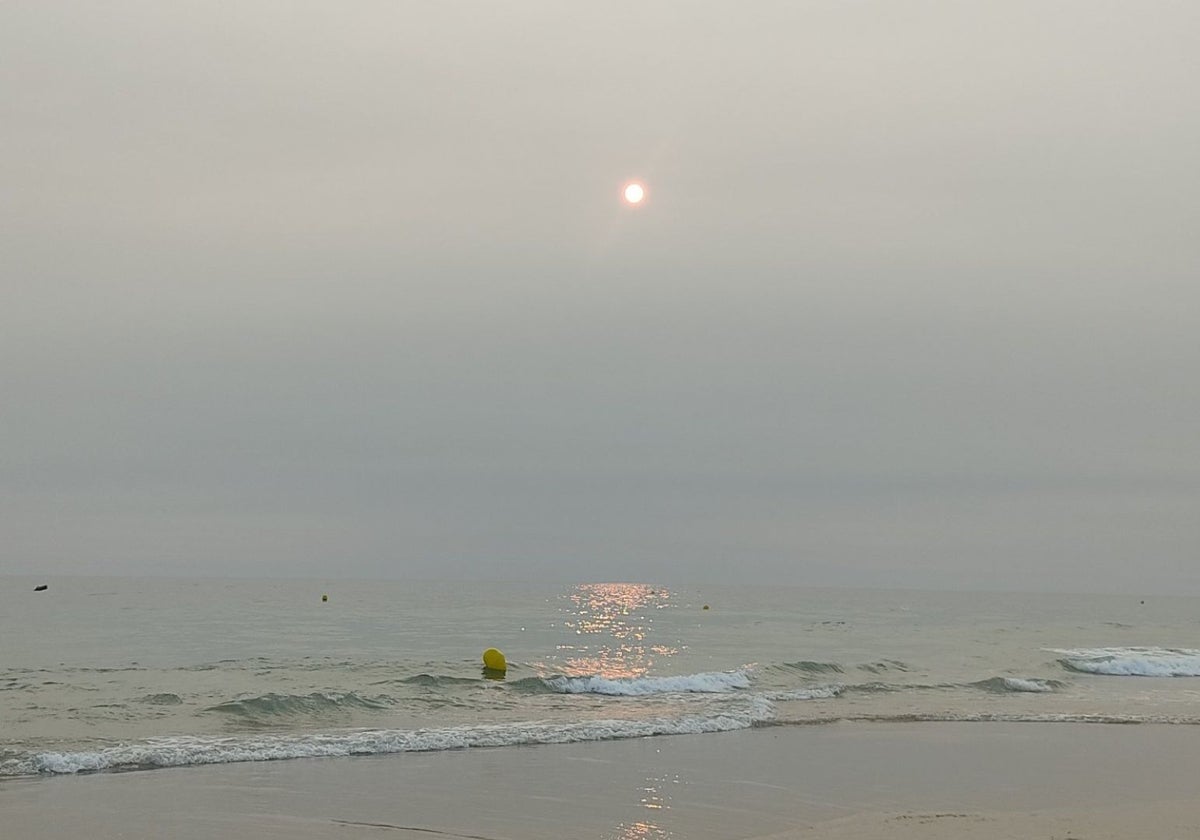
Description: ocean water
xmin=3 ymin=576 xmax=1200 ymax=777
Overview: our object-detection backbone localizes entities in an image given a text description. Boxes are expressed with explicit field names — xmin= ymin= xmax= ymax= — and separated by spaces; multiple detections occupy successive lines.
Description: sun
xmin=623 ymin=182 xmax=646 ymax=205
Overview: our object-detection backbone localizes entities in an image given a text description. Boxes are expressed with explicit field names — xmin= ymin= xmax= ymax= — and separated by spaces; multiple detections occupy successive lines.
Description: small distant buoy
xmin=321 ymin=594 xmax=328 ymax=602
xmin=702 ymin=604 xmax=709 ymax=610
xmin=34 ymin=584 xmax=48 ymax=592
xmin=482 ymin=648 xmax=507 ymax=675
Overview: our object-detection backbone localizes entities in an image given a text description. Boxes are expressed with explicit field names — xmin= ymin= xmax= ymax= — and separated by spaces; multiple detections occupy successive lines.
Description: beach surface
xmin=3 ymin=722 xmax=1199 ymax=839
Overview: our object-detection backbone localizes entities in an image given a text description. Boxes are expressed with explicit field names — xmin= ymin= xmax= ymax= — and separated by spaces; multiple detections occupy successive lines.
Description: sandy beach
xmin=4 ymin=722 xmax=1199 ymax=839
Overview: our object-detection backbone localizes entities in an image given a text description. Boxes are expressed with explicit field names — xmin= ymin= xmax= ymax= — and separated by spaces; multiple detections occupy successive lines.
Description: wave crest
xmin=762 ymin=685 xmax=843 ymax=701
xmin=972 ymin=677 xmax=1060 ymax=694
xmin=396 ymin=674 xmax=482 ymax=688
xmin=206 ymin=692 xmax=392 ymax=719
xmin=781 ymin=661 xmax=844 ymax=674
xmin=8 ymin=704 xmax=775 ymax=776
xmin=857 ymin=660 xmax=909 ymax=674
xmin=543 ymin=671 xmax=751 ymax=696
xmin=1052 ymin=648 xmax=1200 ymax=677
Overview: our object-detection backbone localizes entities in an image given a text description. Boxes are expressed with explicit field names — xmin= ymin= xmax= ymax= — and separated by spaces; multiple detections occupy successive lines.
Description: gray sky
xmin=3 ymin=2 xmax=1198 ymax=592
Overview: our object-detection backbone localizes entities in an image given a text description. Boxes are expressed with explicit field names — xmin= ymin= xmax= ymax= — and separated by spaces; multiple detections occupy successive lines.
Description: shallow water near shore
xmin=4 ymin=576 xmax=1200 ymax=777
xmin=4 ymin=723 xmax=1200 ymax=840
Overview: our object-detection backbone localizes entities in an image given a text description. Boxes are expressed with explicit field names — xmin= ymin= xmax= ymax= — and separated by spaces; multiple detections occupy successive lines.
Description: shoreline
xmin=4 ymin=721 xmax=1200 ymax=838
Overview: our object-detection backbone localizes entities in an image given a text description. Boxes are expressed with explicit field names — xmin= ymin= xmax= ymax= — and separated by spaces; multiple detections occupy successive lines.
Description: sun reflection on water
xmin=554 ymin=583 xmax=678 ymax=679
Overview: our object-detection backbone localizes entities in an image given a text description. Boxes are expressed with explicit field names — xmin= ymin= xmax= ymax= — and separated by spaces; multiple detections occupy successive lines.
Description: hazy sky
xmin=3 ymin=2 xmax=1197 ymax=592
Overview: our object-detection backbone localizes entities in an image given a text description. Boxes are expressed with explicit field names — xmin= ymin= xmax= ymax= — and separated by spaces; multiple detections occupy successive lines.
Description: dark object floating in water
xmin=34 ymin=584 xmax=48 ymax=591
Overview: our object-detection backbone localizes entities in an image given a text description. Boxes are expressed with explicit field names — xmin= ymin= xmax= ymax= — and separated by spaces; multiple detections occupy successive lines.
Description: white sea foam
xmin=543 ymin=670 xmax=751 ymax=696
xmin=1001 ymin=678 xmax=1055 ymax=693
xmin=2 ymin=703 xmax=776 ymax=776
xmin=1052 ymin=647 xmax=1200 ymax=677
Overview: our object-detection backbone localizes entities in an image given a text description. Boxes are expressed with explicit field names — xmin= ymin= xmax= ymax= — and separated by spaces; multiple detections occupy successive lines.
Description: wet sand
xmin=3 ymin=723 xmax=1199 ymax=839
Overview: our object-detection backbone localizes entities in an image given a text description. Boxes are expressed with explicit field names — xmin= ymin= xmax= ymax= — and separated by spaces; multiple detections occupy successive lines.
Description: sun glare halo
xmin=623 ymin=182 xmax=646 ymax=205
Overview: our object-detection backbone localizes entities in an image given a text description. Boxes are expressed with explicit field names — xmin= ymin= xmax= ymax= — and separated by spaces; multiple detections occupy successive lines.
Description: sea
xmin=3 ymin=576 xmax=1200 ymax=778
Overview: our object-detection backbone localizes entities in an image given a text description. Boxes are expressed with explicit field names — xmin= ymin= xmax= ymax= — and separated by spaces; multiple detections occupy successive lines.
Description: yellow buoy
xmin=702 ymin=604 xmax=710 ymax=610
xmin=482 ymin=648 xmax=507 ymax=673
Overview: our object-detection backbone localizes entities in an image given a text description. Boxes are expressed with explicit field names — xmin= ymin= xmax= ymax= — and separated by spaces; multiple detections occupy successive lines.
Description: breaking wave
xmin=3 ymin=704 xmax=775 ymax=777
xmin=972 ymin=677 xmax=1061 ymax=694
xmin=1053 ymin=648 xmax=1200 ymax=677
xmin=21 ymin=703 xmax=1195 ymax=777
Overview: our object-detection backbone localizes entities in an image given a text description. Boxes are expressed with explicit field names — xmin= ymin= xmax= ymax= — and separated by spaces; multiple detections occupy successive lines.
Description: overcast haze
xmin=3 ymin=2 xmax=1197 ymax=592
